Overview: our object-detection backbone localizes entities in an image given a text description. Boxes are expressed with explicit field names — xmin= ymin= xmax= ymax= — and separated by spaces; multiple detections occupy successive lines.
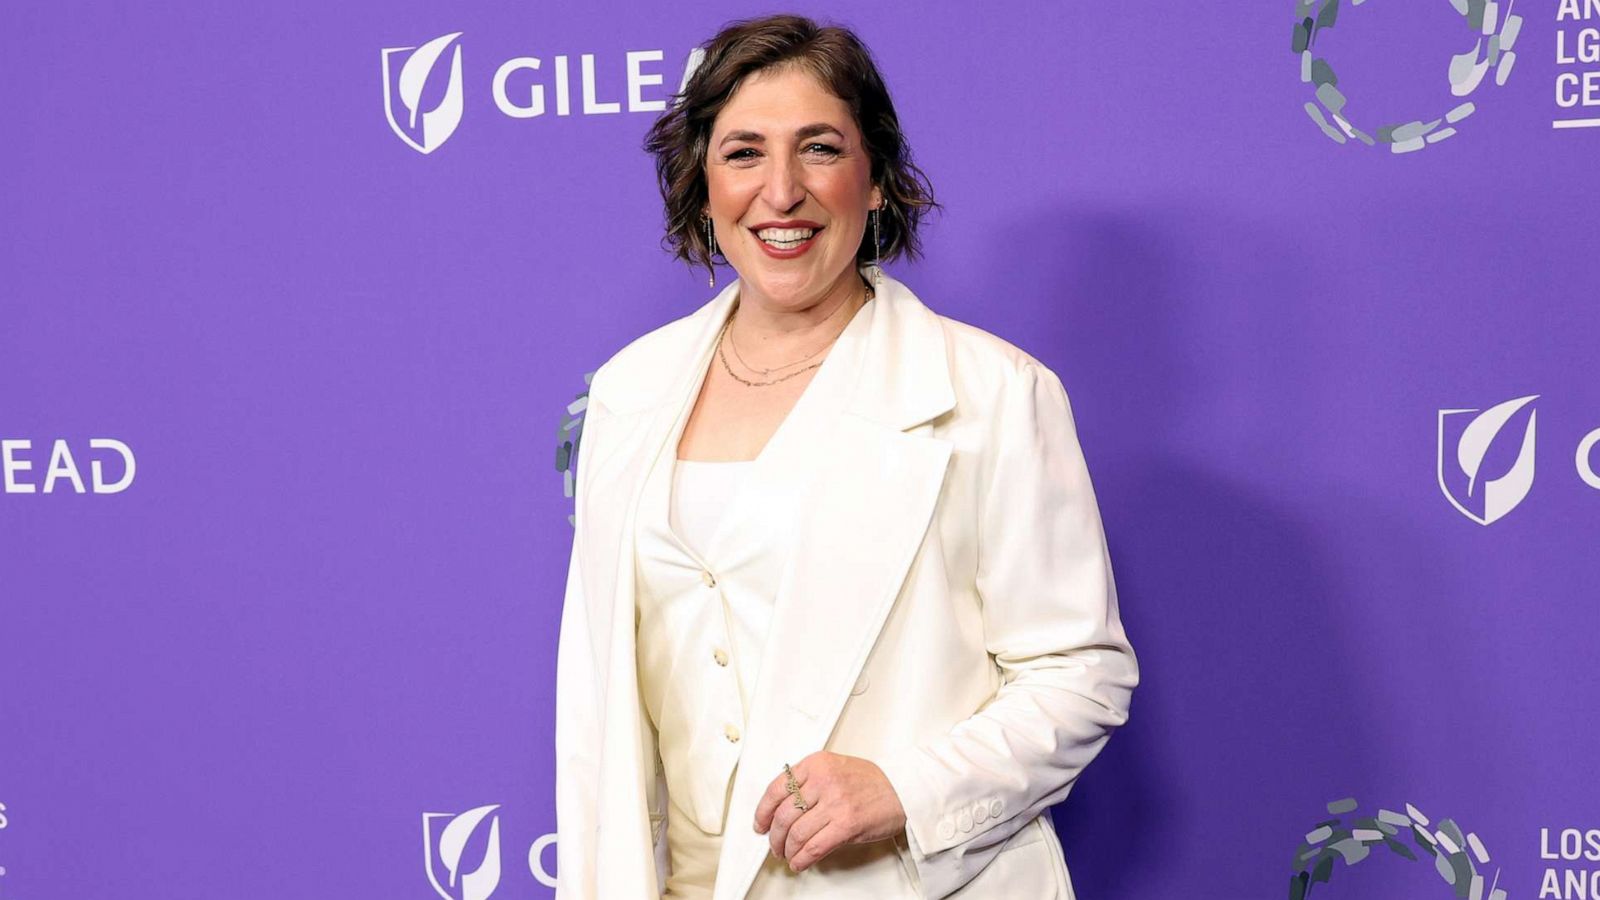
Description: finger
xmin=790 ymin=819 xmax=851 ymax=872
xmin=785 ymin=761 xmax=811 ymax=794
xmin=769 ymin=755 xmax=825 ymax=850
xmin=767 ymin=792 xmax=808 ymax=859
xmin=757 ymin=761 xmax=814 ymax=834
xmin=784 ymin=802 xmax=832 ymax=862
xmin=753 ymin=771 xmax=791 ymax=834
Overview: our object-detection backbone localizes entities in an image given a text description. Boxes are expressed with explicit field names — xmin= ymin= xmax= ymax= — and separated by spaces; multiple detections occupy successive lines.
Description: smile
xmin=757 ymin=226 xmax=816 ymax=248
xmin=751 ymin=225 xmax=823 ymax=258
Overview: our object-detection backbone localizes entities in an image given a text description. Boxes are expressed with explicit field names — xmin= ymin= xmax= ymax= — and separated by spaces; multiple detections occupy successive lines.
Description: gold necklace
xmin=727 ymin=283 xmax=860 ymax=375
xmin=717 ymin=328 xmax=822 ymax=387
xmin=717 ymin=281 xmax=873 ymax=388
xmin=723 ymin=280 xmax=876 ymax=385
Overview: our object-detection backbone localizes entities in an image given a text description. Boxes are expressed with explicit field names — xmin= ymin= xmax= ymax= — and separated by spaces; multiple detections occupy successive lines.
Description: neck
xmin=729 ymin=268 xmax=870 ymax=363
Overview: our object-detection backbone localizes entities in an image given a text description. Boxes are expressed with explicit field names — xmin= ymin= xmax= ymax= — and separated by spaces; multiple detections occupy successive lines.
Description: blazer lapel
xmin=577 ymin=280 xmax=740 ymax=666
xmin=714 ymin=272 xmax=957 ymax=900
xmin=575 ymin=281 xmax=739 ymax=895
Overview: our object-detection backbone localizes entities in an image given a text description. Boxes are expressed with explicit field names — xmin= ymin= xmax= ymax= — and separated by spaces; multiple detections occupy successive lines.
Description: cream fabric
xmin=634 ymin=299 xmax=874 ymax=895
xmin=638 ymin=460 xmax=752 ymax=897
xmin=635 ymin=454 xmax=763 ymax=837
xmin=555 ymin=271 xmax=1137 ymax=900
xmin=669 ymin=462 xmax=748 ymax=557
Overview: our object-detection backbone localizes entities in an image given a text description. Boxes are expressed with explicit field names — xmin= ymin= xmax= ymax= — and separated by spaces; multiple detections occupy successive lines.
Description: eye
xmin=724 ymin=148 xmax=760 ymax=164
xmin=803 ymin=142 xmax=841 ymax=157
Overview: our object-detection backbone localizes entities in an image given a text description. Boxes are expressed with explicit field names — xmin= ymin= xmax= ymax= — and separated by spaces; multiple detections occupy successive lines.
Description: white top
xmin=634 ymin=449 xmax=792 ymax=898
xmin=635 ymin=446 xmax=792 ymax=840
xmin=629 ymin=296 xmax=878 ymax=896
xmin=670 ymin=459 xmax=751 ymax=558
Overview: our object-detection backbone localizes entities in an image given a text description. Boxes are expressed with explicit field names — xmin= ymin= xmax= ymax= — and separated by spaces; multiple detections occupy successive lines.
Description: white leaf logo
xmin=382 ymin=32 xmax=465 ymax=154
xmin=423 ymin=804 xmax=502 ymax=900
xmin=1438 ymin=395 xmax=1538 ymax=525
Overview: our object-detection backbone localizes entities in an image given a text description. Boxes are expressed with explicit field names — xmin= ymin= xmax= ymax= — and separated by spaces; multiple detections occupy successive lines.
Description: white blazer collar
xmin=599 ymin=267 xmax=955 ymax=431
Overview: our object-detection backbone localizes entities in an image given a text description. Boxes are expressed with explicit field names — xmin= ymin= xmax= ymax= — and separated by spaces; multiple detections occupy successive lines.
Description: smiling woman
xmin=644 ymin=16 xmax=935 ymax=289
xmin=553 ymin=13 xmax=1137 ymax=900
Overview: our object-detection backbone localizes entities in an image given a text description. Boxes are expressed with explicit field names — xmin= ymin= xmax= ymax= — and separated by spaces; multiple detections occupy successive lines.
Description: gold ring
xmin=792 ymin=793 xmax=809 ymax=812
xmin=783 ymin=763 xmax=799 ymax=795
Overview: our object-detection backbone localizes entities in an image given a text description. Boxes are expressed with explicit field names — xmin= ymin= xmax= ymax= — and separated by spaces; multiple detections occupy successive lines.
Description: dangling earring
xmin=704 ymin=216 xmax=717 ymax=288
xmin=871 ymin=207 xmax=882 ymax=286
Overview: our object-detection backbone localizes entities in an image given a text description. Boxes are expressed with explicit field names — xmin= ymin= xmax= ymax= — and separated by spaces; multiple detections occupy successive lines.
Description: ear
xmin=869 ymin=184 xmax=884 ymax=211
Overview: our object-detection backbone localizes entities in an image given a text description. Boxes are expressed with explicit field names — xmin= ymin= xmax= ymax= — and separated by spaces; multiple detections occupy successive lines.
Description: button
xmin=713 ymin=648 xmax=729 ymax=667
xmin=973 ymin=802 xmax=989 ymax=824
xmin=937 ymin=819 xmax=956 ymax=841
xmin=957 ymin=809 xmax=974 ymax=833
xmin=988 ymin=799 xmax=1003 ymax=818
xmin=701 ymin=570 xmax=717 ymax=588
xmin=723 ymin=723 xmax=741 ymax=743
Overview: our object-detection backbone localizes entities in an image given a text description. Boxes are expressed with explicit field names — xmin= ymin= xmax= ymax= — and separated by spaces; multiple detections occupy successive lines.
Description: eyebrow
xmin=717 ymin=122 xmax=845 ymax=147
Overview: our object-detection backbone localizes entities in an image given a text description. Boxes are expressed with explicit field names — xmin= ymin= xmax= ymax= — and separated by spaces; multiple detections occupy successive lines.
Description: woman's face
xmin=704 ymin=64 xmax=882 ymax=310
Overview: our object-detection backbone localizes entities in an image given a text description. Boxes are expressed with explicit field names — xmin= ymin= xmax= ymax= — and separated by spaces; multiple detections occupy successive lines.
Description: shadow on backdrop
xmin=976 ymin=208 xmax=1389 ymax=898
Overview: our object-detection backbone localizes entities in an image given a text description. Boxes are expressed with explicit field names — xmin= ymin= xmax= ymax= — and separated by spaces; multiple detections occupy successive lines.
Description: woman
xmin=554 ymin=14 xmax=1136 ymax=900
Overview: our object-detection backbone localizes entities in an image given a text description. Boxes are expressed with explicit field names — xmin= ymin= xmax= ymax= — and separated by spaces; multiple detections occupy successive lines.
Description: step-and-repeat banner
xmin=4 ymin=2 xmax=1598 ymax=898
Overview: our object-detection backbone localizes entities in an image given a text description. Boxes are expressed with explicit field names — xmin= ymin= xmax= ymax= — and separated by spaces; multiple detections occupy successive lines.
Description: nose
xmin=760 ymin=151 xmax=806 ymax=214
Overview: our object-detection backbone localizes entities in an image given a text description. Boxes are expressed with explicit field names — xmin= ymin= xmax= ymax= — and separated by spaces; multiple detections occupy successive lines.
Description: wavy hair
xmin=642 ymin=14 xmax=938 ymax=281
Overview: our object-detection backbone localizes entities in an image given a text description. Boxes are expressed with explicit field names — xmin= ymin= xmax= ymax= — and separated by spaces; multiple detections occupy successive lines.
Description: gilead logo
xmin=1436 ymin=396 xmax=1600 ymax=525
xmin=380 ymin=31 xmax=705 ymax=154
xmin=423 ymin=805 xmax=503 ymax=900
xmin=382 ymin=32 xmax=465 ymax=154
xmin=1437 ymin=396 xmax=1539 ymax=525
xmin=421 ymin=805 xmax=558 ymax=898
xmin=1 ymin=438 xmax=135 ymax=494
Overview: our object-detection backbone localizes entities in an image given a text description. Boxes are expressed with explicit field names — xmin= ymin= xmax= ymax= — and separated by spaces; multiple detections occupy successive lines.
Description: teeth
xmin=756 ymin=227 xmax=816 ymax=243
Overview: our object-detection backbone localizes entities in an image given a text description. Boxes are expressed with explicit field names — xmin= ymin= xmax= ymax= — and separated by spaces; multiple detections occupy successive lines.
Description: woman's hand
xmin=752 ymin=751 xmax=907 ymax=872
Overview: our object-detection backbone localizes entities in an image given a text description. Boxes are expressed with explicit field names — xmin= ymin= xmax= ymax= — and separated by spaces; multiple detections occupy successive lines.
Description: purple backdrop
xmin=4 ymin=2 xmax=1599 ymax=898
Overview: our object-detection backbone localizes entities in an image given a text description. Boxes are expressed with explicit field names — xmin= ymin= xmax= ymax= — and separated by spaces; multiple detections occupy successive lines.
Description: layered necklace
xmin=716 ymin=277 xmax=875 ymax=388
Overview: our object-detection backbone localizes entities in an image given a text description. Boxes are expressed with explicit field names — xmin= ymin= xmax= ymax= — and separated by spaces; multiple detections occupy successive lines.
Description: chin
xmin=739 ymin=261 xmax=847 ymax=304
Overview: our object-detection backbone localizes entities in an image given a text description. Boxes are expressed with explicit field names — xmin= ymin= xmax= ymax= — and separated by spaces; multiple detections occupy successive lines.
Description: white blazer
xmin=554 ymin=271 xmax=1138 ymax=899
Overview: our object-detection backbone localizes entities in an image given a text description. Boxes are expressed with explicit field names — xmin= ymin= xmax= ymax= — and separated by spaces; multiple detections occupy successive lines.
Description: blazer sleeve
xmin=877 ymin=361 xmax=1139 ymax=898
xmin=554 ymin=524 xmax=597 ymax=898
xmin=553 ymin=389 xmax=608 ymax=900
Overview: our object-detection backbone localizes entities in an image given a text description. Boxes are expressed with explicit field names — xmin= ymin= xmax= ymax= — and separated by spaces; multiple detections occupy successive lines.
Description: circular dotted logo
xmin=555 ymin=373 xmax=594 ymax=527
xmin=1289 ymin=798 xmax=1504 ymax=899
xmin=1292 ymin=0 xmax=1522 ymax=152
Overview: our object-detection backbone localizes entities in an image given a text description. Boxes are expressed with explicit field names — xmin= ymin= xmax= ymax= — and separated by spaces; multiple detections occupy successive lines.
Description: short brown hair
xmin=643 ymin=14 xmax=937 ymax=280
